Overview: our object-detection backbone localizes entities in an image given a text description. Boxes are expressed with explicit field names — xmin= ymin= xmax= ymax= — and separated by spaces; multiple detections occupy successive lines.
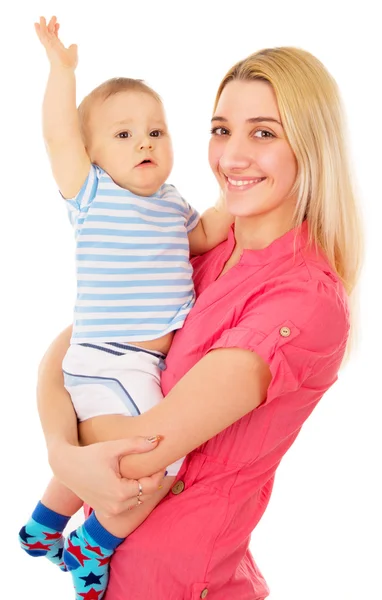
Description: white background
xmin=1 ymin=1 xmax=381 ymax=599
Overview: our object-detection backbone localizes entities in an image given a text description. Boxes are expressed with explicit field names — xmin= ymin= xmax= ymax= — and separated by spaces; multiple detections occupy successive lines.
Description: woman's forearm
xmin=37 ymin=325 xmax=78 ymax=451
xmin=79 ymin=347 xmax=270 ymax=480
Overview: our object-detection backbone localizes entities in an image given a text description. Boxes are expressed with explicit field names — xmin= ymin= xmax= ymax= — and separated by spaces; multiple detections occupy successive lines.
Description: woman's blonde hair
xmin=215 ymin=48 xmax=363 ymax=351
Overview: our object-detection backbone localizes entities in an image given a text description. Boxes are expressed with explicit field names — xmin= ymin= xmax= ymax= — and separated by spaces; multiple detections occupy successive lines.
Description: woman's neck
xmin=233 ymin=211 xmax=295 ymax=252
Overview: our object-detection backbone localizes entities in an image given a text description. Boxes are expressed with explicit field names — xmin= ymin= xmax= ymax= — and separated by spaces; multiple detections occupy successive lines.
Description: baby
xmin=19 ymin=16 xmax=233 ymax=600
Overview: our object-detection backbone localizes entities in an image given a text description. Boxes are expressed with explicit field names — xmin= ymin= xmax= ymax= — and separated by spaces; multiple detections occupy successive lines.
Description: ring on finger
xmin=137 ymin=482 xmax=143 ymax=497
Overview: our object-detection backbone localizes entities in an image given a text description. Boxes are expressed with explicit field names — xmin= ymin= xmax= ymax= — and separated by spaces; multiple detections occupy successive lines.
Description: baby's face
xmin=87 ymin=91 xmax=173 ymax=196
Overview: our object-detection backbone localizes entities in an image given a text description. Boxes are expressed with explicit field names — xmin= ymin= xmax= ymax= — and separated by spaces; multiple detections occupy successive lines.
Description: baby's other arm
xmin=188 ymin=192 xmax=234 ymax=255
xmin=35 ymin=16 xmax=90 ymax=198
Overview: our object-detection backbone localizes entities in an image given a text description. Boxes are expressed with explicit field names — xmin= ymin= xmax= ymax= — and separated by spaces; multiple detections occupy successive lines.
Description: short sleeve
xmin=209 ymin=279 xmax=350 ymax=404
xmin=65 ymin=164 xmax=101 ymax=228
xmin=165 ymin=184 xmax=200 ymax=233
xmin=184 ymin=202 xmax=200 ymax=233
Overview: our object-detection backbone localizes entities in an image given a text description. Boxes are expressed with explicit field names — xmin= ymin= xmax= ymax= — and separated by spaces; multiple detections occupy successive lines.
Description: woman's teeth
xmin=227 ymin=177 xmax=265 ymax=187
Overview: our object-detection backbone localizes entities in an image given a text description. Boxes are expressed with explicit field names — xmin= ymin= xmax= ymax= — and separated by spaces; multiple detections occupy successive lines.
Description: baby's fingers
xmin=34 ymin=17 xmax=49 ymax=43
xmin=47 ymin=16 xmax=57 ymax=34
xmin=34 ymin=16 xmax=59 ymax=44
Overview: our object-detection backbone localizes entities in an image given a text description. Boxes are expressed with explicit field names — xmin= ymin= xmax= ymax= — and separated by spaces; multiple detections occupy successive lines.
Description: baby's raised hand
xmin=34 ymin=16 xmax=78 ymax=70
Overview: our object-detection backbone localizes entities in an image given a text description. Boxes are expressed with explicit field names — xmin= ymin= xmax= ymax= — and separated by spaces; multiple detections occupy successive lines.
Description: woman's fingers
xmin=49 ymin=438 xmax=166 ymax=517
xmin=110 ymin=435 xmax=163 ymax=458
xmin=138 ymin=471 xmax=167 ymax=495
xmin=111 ymin=471 xmax=166 ymax=515
xmin=102 ymin=474 xmax=164 ymax=516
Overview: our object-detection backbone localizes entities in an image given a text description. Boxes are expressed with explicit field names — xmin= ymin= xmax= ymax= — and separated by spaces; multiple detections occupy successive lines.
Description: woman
xmin=38 ymin=46 xmax=362 ymax=599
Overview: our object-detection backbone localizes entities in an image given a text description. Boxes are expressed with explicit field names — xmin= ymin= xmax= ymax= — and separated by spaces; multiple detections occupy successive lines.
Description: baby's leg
xmin=62 ymin=344 xmax=184 ymax=599
xmin=63 ymin=449 xmax=176 ymax=600
xmin=19 ymin=477 xmax=82 ymax=572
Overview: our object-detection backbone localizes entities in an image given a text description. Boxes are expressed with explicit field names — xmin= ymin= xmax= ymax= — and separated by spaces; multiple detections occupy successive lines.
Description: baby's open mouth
xmin=136 ymin=158 xmax=156 ymax=167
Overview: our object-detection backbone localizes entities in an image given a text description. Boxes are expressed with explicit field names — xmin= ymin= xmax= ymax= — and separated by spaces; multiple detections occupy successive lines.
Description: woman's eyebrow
xmin=211 ymin=116 xmax=282 ymax=125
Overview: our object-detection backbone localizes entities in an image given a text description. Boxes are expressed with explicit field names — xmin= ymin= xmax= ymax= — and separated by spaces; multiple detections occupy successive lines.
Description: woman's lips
xmin=226 ymin=176 xmax=266 ymax=191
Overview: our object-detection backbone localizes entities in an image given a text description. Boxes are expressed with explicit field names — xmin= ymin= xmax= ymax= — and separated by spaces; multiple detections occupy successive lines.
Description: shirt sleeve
xmin=64 ymin=164 xmax=101 ymax=228
xmin=209 ymin=278 xmax=350 ymax=405
xmin=184 ymin=202 xmax=200 ymax=233
xmin=165 ymin=184 xmax=200 ymax=233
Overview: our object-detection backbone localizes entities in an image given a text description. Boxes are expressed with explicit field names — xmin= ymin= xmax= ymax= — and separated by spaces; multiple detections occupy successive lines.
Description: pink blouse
xmin=104 ymin=221 xmax=350 ymax=600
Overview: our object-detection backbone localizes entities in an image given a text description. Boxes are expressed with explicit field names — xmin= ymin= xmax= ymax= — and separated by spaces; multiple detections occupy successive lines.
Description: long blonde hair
xmin=215 ymin=47 xmax=363 ymax=297
xmin=215 ymin=48 xmax=363 ymax=353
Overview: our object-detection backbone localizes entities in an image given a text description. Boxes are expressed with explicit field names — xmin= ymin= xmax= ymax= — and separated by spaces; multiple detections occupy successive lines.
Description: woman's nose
xmin=219 ymin=139 xmax=252 ymax=172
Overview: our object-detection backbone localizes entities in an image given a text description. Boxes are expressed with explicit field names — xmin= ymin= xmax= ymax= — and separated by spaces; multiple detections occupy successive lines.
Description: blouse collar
xmin=226 ymin=220 xmax=310 ymax=266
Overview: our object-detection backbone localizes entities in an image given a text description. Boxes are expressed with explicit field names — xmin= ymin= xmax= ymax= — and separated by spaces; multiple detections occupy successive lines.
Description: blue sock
xmin=63 ymin=511 xmax=124 ymax=599
xmin=18 ymin=501 xmax=70 ymax=572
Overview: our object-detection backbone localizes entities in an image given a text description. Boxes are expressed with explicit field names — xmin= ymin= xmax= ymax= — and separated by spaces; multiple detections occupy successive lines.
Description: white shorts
xmin=62 ymin=343 xmax=183 ymax=476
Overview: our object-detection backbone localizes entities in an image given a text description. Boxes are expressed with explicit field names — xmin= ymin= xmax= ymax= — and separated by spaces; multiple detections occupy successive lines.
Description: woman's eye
xmin=150 ymin=130 xmax=163 ymax=137
xmin=211 ymin=127 xmax=230 ymax=136
xmin=254 ymin=130 xmax=274 ymax=139
xmin=117 ymin=131 xmax=131 ymax=139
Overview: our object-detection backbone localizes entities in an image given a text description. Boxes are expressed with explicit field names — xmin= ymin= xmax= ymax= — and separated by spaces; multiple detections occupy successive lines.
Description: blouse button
xmin=279 ymin=326 xmax=291 ymax=337
xmin=200 ymin=589 xmax=209 ymax=599
xmin=171 ymin=480 xmax=185 ymax=495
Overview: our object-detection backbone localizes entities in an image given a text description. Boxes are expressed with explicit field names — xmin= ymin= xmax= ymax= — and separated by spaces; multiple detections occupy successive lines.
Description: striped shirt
xmin=65 ymin=165 xmax=200 ymax=344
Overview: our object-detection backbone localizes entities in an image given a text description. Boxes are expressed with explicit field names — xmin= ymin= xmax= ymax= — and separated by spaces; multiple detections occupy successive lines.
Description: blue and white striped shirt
xmin=65 ymin=165 xmax=200 ymax=344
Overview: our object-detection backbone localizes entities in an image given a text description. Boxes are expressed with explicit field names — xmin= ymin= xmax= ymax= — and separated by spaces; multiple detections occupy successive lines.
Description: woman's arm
xmin=38 ymin=329 xmax=270 ymax=512
xmin=37 ymin=327 xmax=166 ymax=516
xmin=79 ymin=347 xmax=272 ymax=480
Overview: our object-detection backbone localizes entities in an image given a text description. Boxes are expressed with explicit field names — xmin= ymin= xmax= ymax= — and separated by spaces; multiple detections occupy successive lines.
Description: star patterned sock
xmin=63 ymin=511 xmax=124 ymax=600
xmin=18 ymin=501 xmax=70 ymax=571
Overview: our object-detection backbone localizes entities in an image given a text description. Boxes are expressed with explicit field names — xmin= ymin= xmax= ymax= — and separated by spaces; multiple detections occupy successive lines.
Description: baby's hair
xmin=78 ymin=77 xmax=162 ymax=143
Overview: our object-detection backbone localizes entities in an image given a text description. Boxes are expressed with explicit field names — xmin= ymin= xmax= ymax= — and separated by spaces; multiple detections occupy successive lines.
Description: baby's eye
xmin=253 ymin=130 xmax=274 ymax=139
xmin=211 ymin=127 xmax=230 ymax=136
xmin=150 ymin=130 xmax=163 ymax=137
xmin=116 ymin=131 xmax=131 ymax=138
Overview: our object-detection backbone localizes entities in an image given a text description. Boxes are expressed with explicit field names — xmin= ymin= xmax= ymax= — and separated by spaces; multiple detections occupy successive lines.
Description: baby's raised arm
xmin=35 ymin=16 xmax=90 ymax=198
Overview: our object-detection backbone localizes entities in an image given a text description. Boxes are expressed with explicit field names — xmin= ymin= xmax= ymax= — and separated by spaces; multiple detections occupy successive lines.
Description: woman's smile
xmin=225 ymin=175 xmax=267 ymax=191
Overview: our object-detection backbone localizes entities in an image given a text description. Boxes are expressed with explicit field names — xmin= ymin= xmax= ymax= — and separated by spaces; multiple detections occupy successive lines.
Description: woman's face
xmin=209 ymin=80 xmax=298 ymax=221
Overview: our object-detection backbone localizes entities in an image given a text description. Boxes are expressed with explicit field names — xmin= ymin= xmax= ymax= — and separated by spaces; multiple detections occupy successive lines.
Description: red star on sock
xmin=96 ymin=556 xmax=110 ymax=567
xmin=84 ymin=541 xmax=104 ymax=557
xmin=24 ymin=541 xmax=52 ymax=551
xmin=78 ymin=588 xmax=104 ymax=599
xmin=43 ymin=531 xmax=62 ymax=541
xmin=66 ymin=537 xmax=91 ymax=567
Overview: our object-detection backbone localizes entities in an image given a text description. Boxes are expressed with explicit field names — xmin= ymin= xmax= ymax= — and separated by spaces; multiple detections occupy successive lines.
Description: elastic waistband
xmin=79 ymin=342 xmax=166 ymax=359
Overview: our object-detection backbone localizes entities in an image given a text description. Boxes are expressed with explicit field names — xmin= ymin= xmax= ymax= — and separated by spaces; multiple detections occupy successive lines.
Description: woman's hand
xmin=49 ymin=436 xmax=166 ymax=517
xmin=35 ymin=16 xmax=78 ymax=70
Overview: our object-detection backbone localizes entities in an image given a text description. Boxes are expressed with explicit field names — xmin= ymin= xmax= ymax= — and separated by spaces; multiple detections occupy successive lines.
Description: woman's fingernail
xmin=146 ymin=435 xmax=162 ymax=443
xmin=164 ymin=470 xmax=168 ymax=477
